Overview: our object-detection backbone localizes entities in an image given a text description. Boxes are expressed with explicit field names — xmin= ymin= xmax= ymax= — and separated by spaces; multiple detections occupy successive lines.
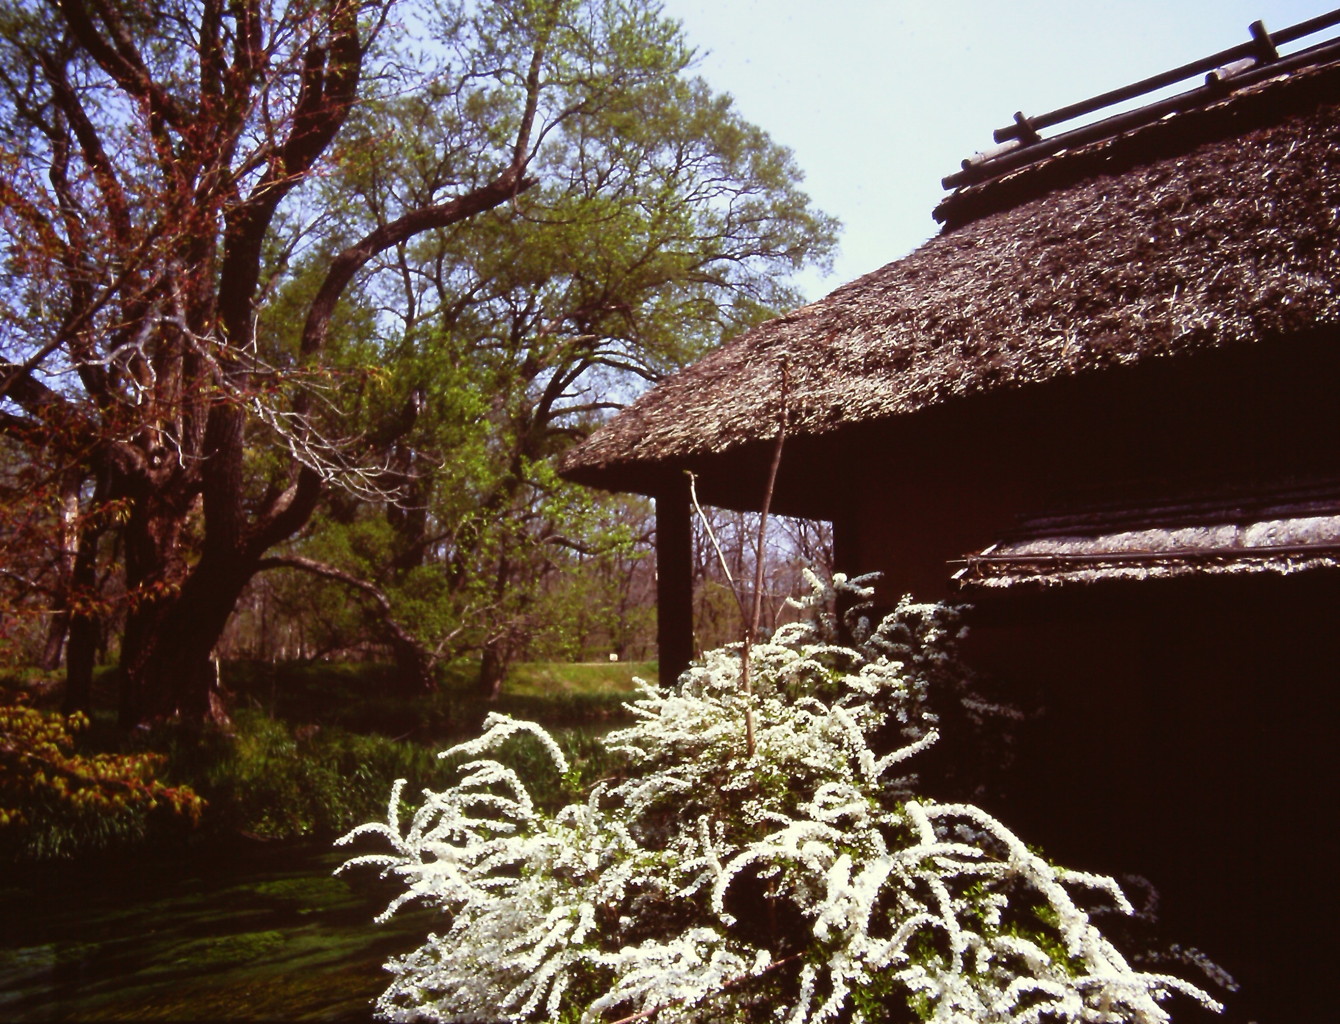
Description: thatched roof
xmin=952 ymin=479 xmax=1340 ymax=589
xmin=561 ymin=56 xmax=1340 ymax=494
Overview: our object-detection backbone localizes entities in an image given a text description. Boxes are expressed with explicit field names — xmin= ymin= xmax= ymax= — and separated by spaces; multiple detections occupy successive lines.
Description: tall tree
xmin=0 ymin=0 xmax=725 ymax=725
xmin=256 ymin=26 xmax=838 ymax=693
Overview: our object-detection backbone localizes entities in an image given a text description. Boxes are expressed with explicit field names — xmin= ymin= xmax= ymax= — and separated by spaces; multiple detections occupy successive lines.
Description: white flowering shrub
xmin=338 ymin=574 xmax=1224 ymax=1023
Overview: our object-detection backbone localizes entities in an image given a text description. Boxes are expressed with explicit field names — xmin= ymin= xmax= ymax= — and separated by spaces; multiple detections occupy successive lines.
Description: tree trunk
xmin=391 ymin=633 xmax=435 ymax=692
xmin=63 ymin=612 xmax=99 ymax=717
xmin=478 ymin=640 xmax=510 ymax=700
xmin=386 ymin=445 xmax=431 ymax=573
xmin=120 ymin=610 xmax=234 ymax=730
xmin=62 ymin=524 xmax=104 ymax=716
xmin=39 ymin=616 xmax=68 ymax=673
xmin=40 ymin=469 xmax=84 ymax=670
xmin=61 ymin=470 xmax=109 ymax=716
xmin=119 ymin=546 xmax=251 ymax=730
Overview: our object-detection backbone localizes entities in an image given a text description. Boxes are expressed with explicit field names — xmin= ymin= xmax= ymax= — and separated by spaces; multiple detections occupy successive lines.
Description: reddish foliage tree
xmin=0 ymin=0 xmax=607 ymax=726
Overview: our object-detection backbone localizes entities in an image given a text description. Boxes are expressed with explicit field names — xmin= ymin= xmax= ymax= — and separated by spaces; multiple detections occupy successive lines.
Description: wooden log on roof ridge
xmin=1250 ymin=19 xmax=1280 ymax=63
xmin=962 ymin=138 xmax=1023 ymax=170
xmin=1205 ymin=57 xmax=1260 ymax=88
xmin=990 ymin=8 xmax=1340 ymax=146
xmin=942 ymin=33 xmax=1340 ymax=192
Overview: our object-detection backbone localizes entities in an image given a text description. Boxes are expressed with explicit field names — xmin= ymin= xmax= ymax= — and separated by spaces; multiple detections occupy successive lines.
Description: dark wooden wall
xmin=808 ymin=333 xmax=1340 ymax=1021
xmin=966 ymin=575 xmax=1339 ymax=1022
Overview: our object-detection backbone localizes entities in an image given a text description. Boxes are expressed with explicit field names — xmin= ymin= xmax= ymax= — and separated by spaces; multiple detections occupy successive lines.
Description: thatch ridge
xmin=561 ymin=62 xmax=1340 ymax=491
xmin=955 ymin=519 xmax=1340 ymax=589
xmin=953 ymin=477 xmax=1340 ymax=589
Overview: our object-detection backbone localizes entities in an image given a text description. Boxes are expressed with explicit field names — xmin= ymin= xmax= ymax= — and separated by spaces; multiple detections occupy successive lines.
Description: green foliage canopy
xmin=250 ymin=0 xmax=839 ymax=679
xmin=0 ymin=0 xmax=835 ymax=710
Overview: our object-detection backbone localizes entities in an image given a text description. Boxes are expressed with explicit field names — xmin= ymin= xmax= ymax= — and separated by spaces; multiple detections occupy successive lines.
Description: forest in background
xmin=0 ymin=0 xmax=839 ymax=719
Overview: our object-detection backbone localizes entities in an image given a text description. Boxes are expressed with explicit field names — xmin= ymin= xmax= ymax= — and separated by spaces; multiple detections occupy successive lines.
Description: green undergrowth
xmin=159 ymin=710 xmax=619 ymax=841
xmin=221 ymin=658 xmax=653 ymax=740
xmin=2 ymin=660 xmax=645 ymax=861
xmin=155 ymin=710 xmax=446 ymax=840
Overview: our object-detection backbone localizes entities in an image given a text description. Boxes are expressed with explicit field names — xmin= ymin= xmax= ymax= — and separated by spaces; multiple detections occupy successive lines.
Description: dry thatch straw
xmin=562 ymin=60 xmax=1340 ymax=490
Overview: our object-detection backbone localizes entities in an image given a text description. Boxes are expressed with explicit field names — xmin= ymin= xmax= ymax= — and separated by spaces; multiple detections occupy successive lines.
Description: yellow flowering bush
xmin=0 ymin=693 xmax=203 ymax=846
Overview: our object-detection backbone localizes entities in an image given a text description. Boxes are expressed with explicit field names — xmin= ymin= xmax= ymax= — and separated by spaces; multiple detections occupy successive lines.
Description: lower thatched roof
xmin=951 ymin=479 xmax=1340 ymax=589
xmin=561 ymin=61 xmax=1340 ymax=492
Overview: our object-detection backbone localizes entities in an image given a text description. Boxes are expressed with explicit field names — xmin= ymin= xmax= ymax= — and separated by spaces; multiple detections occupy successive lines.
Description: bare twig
xmin=686 ymin=470 xmax=749 ymax=625
xmin=739 ymin=358 xmax=789 ymax=757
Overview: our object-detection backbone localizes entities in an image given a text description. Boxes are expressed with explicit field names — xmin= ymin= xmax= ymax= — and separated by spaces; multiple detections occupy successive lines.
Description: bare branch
xmin=254 ymin=554 xmax=438 ymax=673
xmin=741 ymin=358 xmax=789 ymax=757
xmin=299 ymin=168 xmax=538 ymax=358
xmin=686 ymin=470 xmax=749 ymax=625
xmin=57 ymin=0 xmax=193 ymax=130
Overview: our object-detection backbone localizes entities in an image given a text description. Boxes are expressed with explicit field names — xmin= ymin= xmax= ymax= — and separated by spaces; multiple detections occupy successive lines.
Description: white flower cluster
xmin=338 ymin=574 xmax=1223 ymax=1023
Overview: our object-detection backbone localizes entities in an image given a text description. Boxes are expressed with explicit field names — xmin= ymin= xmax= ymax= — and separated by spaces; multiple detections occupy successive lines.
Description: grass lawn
xmin=504 ymin=660 xmax=656 ymax=697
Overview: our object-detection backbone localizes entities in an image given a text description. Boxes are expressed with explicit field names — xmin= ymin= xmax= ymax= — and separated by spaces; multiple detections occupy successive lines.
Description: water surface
xmin=0 ymin=838 xmax=433 ymax=1022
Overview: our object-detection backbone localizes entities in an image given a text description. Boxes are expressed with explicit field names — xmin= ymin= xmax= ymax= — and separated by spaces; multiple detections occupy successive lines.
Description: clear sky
xmin=658 ymin=0 xmax=1328 ymax=301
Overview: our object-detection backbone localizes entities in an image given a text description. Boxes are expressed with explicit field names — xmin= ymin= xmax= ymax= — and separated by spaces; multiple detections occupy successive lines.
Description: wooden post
xmin=832 ymin=514 xmax=862 ymax=643
xmin=655 ymin=474 xmax=693 ymax=687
